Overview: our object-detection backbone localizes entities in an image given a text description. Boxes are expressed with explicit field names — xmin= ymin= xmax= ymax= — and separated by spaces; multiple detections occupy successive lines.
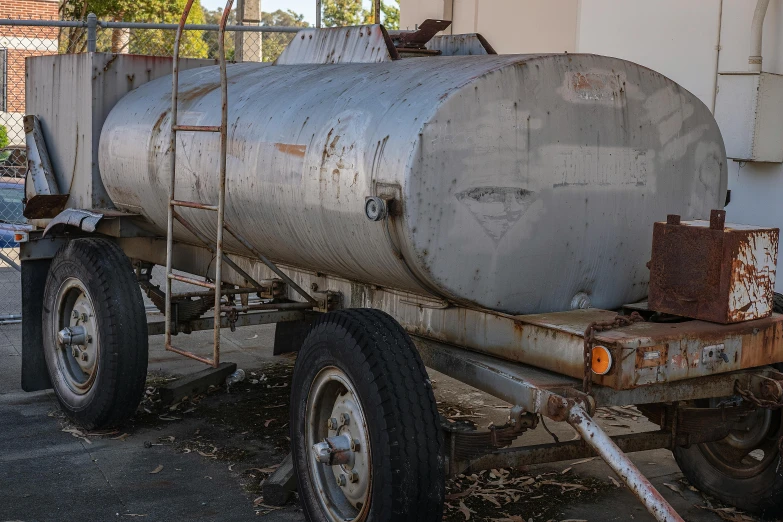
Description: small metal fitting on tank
xmin=571 ymin=292 xmax=592 ymax=310
xmin=364 ymin=196 xmax=387 ymax=221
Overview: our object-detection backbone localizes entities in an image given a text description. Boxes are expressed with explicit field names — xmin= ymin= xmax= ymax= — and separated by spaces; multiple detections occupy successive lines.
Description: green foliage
xmin=127 ymin=0 xmax=208 ymax=58
xmin=60 ymin=0 xmax=207 ymax=57
xmin=0 ymin=126 xmax=8 ymax=151
xmin=260 ymin=10 xmax=309 ymax=62
xmin=322 ymin=0 xmax=399 ymax=29
xmin=323 ymin=0 xmax=364 ymax=27
xmin=202 ymin=7 xmax=236 ymax=60
xmin=381 ymin=2 xmax=399 ymax=29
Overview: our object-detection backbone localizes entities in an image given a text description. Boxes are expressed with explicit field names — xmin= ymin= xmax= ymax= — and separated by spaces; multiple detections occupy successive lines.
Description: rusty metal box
xmin=648 ymin=210 xmax=779 ymax=324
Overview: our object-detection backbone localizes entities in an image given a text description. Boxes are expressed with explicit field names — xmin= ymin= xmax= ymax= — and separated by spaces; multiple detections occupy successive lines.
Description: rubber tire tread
xmin=290 ymin=308 xmax=444 ymax=522
xmin=774 ymin=293 xmax=783 ymax=373
xmin=674 ymin=294 xmax=783 ymax=517
xmin=43 ymin=238 xmax=148 ymax=429
xmin=673 ymin=421 xmax=783 ymax=518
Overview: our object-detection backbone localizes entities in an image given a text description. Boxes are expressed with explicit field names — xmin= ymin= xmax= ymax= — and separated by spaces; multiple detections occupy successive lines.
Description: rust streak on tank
xmin=275 ymin=143 xmax=307 ymax=157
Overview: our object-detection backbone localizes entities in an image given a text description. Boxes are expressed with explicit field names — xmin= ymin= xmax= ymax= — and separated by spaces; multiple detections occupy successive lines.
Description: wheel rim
xmin=53 ymin=277 xmax=100 ymax=397
xmin=700 ymin=403 xmax=782 ymax=479
xmin=305 ymin=367 xmax=372 ymax=522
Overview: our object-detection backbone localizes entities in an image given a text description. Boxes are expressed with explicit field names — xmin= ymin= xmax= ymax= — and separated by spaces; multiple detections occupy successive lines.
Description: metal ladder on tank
xmin=164 ymin=0 xmax=316 ymax=367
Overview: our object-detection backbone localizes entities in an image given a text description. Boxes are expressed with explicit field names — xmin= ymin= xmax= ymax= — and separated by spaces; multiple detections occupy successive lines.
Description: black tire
xmin=773 ymin=293 xmax=783 ymax=373
xmin=290 ymin=309 xmax=444 ymax=522
xmin=773 ymin=292 xmax=783 ymax=315
xmin=673 ymin=409 xmax=783 ymax=518
xmin=42 ymin=238 xmax=148 ymax=429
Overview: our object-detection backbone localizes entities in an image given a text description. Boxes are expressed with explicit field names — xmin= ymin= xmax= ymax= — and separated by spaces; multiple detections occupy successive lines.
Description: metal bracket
xmin=42 ymin=209 xmax=104 ymax=237
xmin=23 ymin=114 xmax=68 ymax=219
xmin=312 ymin=290 xmax=342 ymax=312
xmin=415 ymin=335 xmax=683 ymax=522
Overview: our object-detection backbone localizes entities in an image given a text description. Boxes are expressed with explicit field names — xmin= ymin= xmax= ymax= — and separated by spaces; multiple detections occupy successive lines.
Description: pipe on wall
xmin=749 ymin=0 xmax=771 ymax=72
xmin=711 ymin=0 xmax=723 ymax=113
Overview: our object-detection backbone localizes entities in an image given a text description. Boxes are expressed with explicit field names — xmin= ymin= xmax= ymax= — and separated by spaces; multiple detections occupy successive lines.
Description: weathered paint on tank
xmin=98 ymin=54 xmax=727 ymax=315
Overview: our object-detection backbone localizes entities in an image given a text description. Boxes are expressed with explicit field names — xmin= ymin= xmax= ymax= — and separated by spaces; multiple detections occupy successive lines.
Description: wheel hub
xmin=306 ymin=367 xmax=371 ymax=522
xmin=701 ymin=402 xmax=782 ymax=479
xmin=54 ymin=278 xmax=99 ymax=395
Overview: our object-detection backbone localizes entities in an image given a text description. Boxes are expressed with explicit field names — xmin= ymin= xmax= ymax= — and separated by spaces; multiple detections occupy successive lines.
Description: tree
xmin=59 ymin=0 xmax=207 ymax=57
xmin=323 ymin=0 xmax=364 ymax=27
xmin=381 ymin=2 xmax=399 ymax=29
xmin=202 ymin=7 xmax=236 ymax=61
xmin=322 ymin=0 xmax=399 ymax=29
xmin=201 ymin=8 xmax=308 ymax=62
xmin=259 ymin=9 xmax=309 ymax=62
xmin=128 ymin=0 xmax=208 ymax=58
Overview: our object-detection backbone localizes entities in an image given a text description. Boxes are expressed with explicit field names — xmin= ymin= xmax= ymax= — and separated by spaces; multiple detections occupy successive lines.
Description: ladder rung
xmin=172 ymin=124 xmax=222 ymax=133
xmin=171 ymin=200 xmax=218 ymax=211
xmin=166 ymin=342 xmax=216 ymax=367
xmin=168 ymin=273 xmax=216 ymax=289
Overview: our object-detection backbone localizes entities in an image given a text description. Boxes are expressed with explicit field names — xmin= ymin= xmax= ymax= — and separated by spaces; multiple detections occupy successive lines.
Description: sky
xmin=200 ymin=0 xmax=381 ymax=26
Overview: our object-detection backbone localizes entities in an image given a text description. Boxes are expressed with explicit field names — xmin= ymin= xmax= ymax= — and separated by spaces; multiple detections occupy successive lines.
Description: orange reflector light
xmin=14 ymin=232 xmax=28 ymax=243
xmin=591 ymin=345 xmax=612 ymax=375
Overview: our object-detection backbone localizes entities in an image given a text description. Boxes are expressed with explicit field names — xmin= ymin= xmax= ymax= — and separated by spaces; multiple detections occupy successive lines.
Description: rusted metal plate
xmin=275 ymin=24 xmax=398 ymax=65
xmin=388 ymin=19 xmax=452 ymax=50
xmin=648 ymin=210 xmax=779 ymax=324
xmin=594 ymin=312 xmax=783 ymax=389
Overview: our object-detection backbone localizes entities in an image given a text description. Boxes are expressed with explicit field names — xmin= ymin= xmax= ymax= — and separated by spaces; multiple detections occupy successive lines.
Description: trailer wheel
xmin=42 ymin=238 xmax=148 ymax=429
xmin=290 ymin=309 xmax=444 ymax=522
xmin=673 ymin=401 xmax=783 ymax=517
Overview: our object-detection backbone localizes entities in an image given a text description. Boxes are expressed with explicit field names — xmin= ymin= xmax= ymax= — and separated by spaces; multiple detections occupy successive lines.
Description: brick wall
xmin=0 ymin=0 xmax=59 ymax=114
xmin=0 ymin=0 xmax=59 ymax=23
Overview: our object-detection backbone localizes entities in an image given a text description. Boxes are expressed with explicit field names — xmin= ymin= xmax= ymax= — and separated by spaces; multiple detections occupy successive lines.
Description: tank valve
xmin=364 ymin=196 xmax=387 ymax=221
xmin=571 ymin=292 xmax=592 ymax=310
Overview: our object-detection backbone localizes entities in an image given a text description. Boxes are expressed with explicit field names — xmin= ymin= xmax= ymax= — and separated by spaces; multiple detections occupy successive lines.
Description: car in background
xmin=0 ymin=178 xmax=31 ymax=249
xmin=0 ymin=145 xmax=26 ymax=179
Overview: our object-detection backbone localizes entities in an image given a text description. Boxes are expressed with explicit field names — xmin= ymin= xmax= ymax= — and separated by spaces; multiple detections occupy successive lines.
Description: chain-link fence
xmin=0 ymin=16 xmax=298 ymax=318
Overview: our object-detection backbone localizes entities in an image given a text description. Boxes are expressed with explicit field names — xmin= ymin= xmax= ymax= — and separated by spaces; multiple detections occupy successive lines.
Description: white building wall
xmin=714 ymin=2 xmax=783 ymax=294
xmin=576 ymin=0 xmax=721 ymax=110
xmin=400 ymin=0 xmax=578 ymax=53
xmin=399 ymin=0 xmax=446 ymax=30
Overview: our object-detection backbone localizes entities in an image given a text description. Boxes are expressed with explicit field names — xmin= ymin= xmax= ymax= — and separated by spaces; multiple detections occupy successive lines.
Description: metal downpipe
xmin=749 ymin=0 xmax=770 ymax=72
xmin=566 ymin=406 xmax=684 ymax=522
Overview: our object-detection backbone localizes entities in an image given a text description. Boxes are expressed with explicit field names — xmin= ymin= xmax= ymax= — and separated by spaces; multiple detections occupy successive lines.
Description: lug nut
xmin=81 ymin=352 xmax=89 ymax=362
xmin=350 ymin=439 xmax=359 ymax=452
xmin=340 ymin=413 xmax=350 ymax=426
xmin=348 ymin=470 xmax=359 ymax=483
xmin=81 ymin=313 xmax=88 ymax=322
xmin=337 ymin=474 xmax=347 ymax=486
xmin=327 ymin=418 xmax=338 ymax=430
xmin=72 ymin=311 xmax=79 ymax=319
xmin=71 ymin=347 xmax=79 ymax=358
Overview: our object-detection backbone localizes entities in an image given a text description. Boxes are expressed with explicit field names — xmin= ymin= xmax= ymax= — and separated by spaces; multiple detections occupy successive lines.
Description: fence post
xmin=87 ymin=13 xmax=97 ymax=52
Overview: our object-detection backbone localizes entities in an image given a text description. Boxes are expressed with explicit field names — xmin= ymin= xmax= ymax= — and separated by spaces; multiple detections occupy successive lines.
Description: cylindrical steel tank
xmin=99 ymin=54 xmax=727 ymax=314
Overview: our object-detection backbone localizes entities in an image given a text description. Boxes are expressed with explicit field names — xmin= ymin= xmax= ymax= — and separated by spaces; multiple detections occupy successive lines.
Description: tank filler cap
xmin=571 ymin=292 xmax=592 ymax=310
xmin=365 ymin=197 xmax=387 ymax=221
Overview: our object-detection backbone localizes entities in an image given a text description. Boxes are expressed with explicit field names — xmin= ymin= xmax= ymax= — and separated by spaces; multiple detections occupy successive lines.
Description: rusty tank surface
xmin=98 ymin=53 xmax=727 ymax=314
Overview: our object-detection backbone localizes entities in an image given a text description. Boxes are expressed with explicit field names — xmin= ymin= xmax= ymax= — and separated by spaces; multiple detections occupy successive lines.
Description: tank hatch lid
xmin=275 ymin=24 xmax=400 ymax=65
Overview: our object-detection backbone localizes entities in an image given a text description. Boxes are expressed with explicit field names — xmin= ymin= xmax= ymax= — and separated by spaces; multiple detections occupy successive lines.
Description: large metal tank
xmin=98 ymin=54 xmax=727 ymax=314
